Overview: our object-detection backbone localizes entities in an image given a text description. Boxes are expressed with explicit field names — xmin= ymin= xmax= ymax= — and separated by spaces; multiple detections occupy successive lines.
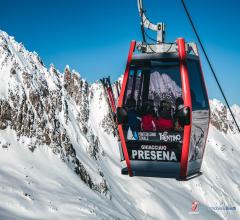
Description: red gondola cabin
xmin=117 ymin=38 xmax=210 ymax=180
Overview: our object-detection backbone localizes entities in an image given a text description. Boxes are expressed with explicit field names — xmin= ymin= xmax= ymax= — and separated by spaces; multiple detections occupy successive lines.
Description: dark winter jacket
xmin=127 ymin=110 xmax=140 ymax=131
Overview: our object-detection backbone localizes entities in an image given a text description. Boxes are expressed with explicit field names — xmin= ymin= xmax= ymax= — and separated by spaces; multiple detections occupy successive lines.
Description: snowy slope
xmin=0 ymin=30 xmax=239 ymax=220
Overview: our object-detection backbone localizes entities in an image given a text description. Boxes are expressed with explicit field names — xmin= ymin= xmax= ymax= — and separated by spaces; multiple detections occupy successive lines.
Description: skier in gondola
xmin=174 ymin=97 xmax=185 ymax=131
xmin=155 ymin=100 xmax=174 ymax=131
xmin=126 ymin=98 xmax=141 ymax=140
xmin=141 ymin=100 xmax=156 ymax=131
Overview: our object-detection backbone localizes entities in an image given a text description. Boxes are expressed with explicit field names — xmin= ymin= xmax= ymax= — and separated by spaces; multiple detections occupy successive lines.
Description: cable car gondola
xmin=116 ymin=1 xmax=210 ymax=180
xmin=117 ymin=39 xmax=210 ymax=179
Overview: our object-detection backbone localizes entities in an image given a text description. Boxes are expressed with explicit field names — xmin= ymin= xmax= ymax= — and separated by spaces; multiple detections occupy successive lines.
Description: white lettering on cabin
xmin=145 ymin=151 xmax=150 ymax=160
xmin=138 ymin=132 xmax=182 ymax=142
xmin=132 ymin=150 xmax=137 ymax=159
xmin=141 ymin=145 xmax=167 ymax=150
xmin=163 ymin=151 xmax=169 ymax=160
xmin=170 ymin=152 xmax=177 ymax=161
xmin=159 ymin=132 xmax=181 ymax=142
xmin=151 ymin=151 xmax=156 ymax=160
xmin=131 ymin=150 xmax=177 ymax=161
xmin=157 ymin=151 xmax=162 ymax=160
xmin=139 ymin=150 xmax=144 ymax=159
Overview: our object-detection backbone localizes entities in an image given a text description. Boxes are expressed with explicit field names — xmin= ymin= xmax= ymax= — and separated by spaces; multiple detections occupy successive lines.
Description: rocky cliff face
xmin=0 ymin=31 xmax=108 ymax=195
xmin=210 ymin=99 xmax=240 ymax=134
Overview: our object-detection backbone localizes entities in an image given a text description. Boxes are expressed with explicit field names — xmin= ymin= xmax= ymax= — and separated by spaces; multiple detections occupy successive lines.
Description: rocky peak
xmin=210 ymin=99 xmax=240 ymax=134
xmin=0 ymin=30 xmax=109 ymax=196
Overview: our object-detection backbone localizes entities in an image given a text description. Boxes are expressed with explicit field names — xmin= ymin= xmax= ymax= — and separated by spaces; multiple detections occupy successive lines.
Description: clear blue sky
xmin=0 ymin=0 xmax=240 ymax=105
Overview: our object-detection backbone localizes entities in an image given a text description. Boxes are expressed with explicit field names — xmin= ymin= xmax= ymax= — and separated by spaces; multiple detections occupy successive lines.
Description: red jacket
xmin=141 ymin=115 xmax=156 ymax=131
xmin=154 ymin=117 xmax=173 ymax=131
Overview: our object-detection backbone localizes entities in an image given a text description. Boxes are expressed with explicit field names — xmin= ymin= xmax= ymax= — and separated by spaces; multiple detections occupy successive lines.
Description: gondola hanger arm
xmin=137 ymin=0 xmax=166 ymax=43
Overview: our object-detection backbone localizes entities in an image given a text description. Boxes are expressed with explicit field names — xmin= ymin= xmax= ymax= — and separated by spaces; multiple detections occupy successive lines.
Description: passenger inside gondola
xmin=124 ymin=64 xmax=185 ymax=133
xmin=155 ymin=100 xmax=174 ymax=131
xmin=174 ymin=97 xmax=184 ymax=131
xmin=141 ymin=100 xmax=156 ymax=131
xmin=126 ymin=97 xmax=186 ymax=133
xmin=125 ymin=97 xmax=141 ymax=140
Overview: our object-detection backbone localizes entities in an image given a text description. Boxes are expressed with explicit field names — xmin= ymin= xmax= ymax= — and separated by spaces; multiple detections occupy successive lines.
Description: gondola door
xmin=177 ymin=38 xmax=210 ymax=178
xmin=187 ymin=57 xmax=210 ymax=177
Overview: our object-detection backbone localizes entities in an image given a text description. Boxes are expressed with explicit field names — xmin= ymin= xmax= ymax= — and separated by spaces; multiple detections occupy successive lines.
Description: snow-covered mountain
xmin=0 ymin=30 xmax=239 ymax=220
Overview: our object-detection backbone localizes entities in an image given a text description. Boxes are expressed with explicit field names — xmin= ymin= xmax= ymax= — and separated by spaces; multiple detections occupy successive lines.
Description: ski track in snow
xmin=0 ymin=30 xmax=239 ymax=220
